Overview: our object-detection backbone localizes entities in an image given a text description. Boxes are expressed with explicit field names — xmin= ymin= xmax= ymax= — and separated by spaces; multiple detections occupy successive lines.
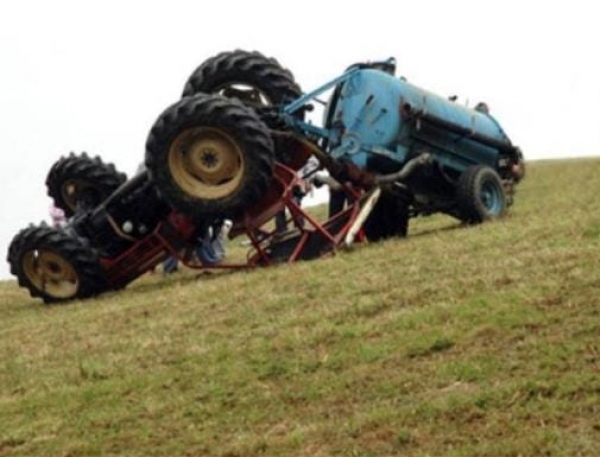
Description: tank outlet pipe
xmin=374 ymin=153 xmax=433 ymax=185
xmin=312 ymin=173 xmax=344 ymax=191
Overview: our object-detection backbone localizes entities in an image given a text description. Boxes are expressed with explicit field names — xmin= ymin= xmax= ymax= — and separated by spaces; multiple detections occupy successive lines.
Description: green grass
xmin=1 ymin=158 xmax=600 ymax=456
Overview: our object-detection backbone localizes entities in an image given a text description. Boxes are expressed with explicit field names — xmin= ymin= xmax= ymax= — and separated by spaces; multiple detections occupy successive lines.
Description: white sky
xmin=1 ymin=0 xmax=599 ymax=280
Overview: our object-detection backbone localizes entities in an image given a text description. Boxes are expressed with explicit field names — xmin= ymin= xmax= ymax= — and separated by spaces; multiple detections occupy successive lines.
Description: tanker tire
xmin=7 ymin=223 xmax=107 ymax=304
xmin=364 ymin=191 xmax=409 ymax=241
xmin=145 ymin=93 xmax=275 ymax=220
xmin=46 ymin=152 xmax=127 ymax=217
xmin=182 ymin=49 xmax=302 ymax=108
xmin=457 ymin=165 xmax=507 ymax=224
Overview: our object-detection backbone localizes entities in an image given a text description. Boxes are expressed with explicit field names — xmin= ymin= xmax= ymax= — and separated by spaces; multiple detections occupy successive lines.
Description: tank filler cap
xmin=474 ymin=102 xmax=490 ymax=114
xmin=373 ymin=57 xmax=396 ymax=75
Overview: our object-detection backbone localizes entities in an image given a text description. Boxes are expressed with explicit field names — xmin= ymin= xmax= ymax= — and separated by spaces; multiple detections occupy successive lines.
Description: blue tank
xmin=282 ymin=58 xmax=524 ymax=222
xmin=329 ymin=68 xmax=514 ymax=174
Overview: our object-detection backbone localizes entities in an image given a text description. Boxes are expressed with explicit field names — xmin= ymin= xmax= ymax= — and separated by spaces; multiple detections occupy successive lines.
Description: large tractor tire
xmin=363 ymin=190 xmax=410 ymax=241
xmin=145 ymin=93 xmax=275 ymax=220
xmin=182 ymin=50 xmax=302 ymax=109
xmin=456 ymin=165 xmax=507 ymax=224
xmin=7 ymin=223 xmax=107 ymax=303
xmin=46 ymin=152 xmax=127 ymax=217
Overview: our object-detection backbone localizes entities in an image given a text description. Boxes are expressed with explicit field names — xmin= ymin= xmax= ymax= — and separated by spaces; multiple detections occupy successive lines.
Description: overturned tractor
xmin=7 ymin=50 xmax=524 ymax=303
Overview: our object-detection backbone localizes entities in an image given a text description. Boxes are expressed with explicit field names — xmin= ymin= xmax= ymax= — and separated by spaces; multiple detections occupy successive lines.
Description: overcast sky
xmin=1 ymin=0 xmax=599 ymax=280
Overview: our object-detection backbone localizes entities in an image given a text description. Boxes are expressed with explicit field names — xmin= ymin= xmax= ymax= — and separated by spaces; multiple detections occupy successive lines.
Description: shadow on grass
xmin=408 ymin=220 xmax=465 ymax=239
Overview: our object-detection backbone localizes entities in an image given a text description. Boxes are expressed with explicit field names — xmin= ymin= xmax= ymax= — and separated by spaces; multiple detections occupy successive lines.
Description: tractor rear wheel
xmin=456 ymin=165 xmax=507 ymax=223
xmin=46 ymin=152 xmax=127 ymax=217
xmin=182 ymin=49 xmax=302 ymax=109
xmin=7 ymin=223 xmax=107 ymax=303
xmin=182 ymin=49 xmax=304 ymax=165
xmin=363 ymin=190 xmax=410 ymax=241
xmin=145 ymin=94 xmax=275 ymax=220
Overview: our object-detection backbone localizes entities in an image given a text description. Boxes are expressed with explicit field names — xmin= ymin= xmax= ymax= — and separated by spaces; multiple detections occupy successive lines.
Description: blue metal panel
xmin=333 ymin=70 xmax=404 ymax=152
xmin=395 ymin=74 xmax=511 ymax=146
xmin=330 ymin=69 xmax=513 ymax=172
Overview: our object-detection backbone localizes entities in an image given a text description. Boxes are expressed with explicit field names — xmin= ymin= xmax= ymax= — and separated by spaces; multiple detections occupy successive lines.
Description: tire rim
xmin=217 ymin=83 xmax=273 ymax=107
xmin=22 ymin=249 xmax=79 ymax=299
xmin=480 ymin=179 xmax=503 ymax=216
xmin=61 ymin=180 xmax=93 ymax=212
xmin=168 ymin=127 xmax=245 ymax=200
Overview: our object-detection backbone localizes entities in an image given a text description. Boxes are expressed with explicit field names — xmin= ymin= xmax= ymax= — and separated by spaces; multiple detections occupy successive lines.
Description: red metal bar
xmin=100 ymin=162 xmax=370 ymax=285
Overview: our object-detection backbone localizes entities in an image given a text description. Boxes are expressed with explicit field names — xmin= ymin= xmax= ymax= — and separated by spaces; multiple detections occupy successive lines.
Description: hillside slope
xmin=1 ymin=158 xmax=599 ymax=456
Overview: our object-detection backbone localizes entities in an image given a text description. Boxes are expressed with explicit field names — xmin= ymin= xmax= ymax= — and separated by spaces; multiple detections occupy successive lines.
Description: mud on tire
xmin=46 ymin=152 xmax=127 ymax=217
xmin=7 ymin=223 xmax=107 ymax=303
xmin=145 ymin=93 xmax=275 ymax=220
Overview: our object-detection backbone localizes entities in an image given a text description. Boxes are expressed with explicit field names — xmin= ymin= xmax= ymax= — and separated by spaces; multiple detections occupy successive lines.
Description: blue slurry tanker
xmin=282 ymin=58 xmax=524 ymax=225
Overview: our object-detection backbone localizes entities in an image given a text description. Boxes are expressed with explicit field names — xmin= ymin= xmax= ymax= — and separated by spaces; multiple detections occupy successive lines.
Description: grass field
xmin=1 ymin=158 xmax=599 ymax=456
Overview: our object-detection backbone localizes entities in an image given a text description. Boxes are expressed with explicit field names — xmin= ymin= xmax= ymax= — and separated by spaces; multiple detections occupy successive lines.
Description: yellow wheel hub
xmin=168 ymin=127 xmax=244 ymax=200
xmin=22 ymin=250 xmax=79 ymax=299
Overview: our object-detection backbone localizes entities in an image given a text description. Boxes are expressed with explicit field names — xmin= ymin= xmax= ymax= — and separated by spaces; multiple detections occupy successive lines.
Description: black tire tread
xmin=182 ymin=49 xmax=302 ymax=105
xmin=456 ymin=165 xmax=506 ymax=224
xmin=145 ymin=94 xmax=275 ymax=219
xmin=46 ymin=152 xmax=127 ymax=217
xmin=7 ymin=223 xmax=107 ymax=303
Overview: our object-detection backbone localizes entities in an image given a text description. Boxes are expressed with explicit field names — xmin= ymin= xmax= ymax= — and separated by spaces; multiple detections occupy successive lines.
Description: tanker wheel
xmin=363 ymin=191 xmax=409 ymax=241
xmin=182 ymin=49 xmax=302 ymax=109
xmin=46 ymin=152 xmax=127 ymax=217
xmin=7 ymin=223 xmax=107 ymax=303
xmin=145 ymin=93 xmax=275 ymax=219
xmin=456 ymin=165 xmax=507 ymax=224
